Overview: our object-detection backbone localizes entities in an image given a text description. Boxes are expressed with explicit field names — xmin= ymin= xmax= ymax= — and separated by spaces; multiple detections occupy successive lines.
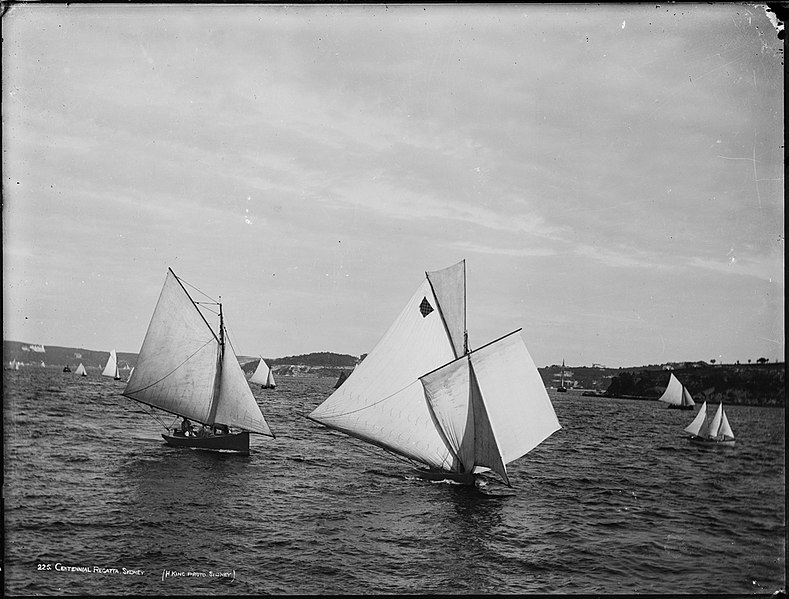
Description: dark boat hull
xmin=668 ymin=404 xmax=695 ymax=410
xmin=162 ymin=431 xmax=250 ymax=454
xmin=556 ymin=387 xmax=567 ymax=393
xmin=689 ymin=436 xmax=735 ymax=448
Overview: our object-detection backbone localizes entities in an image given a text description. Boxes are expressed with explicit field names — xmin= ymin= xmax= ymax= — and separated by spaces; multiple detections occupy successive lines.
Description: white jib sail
xmin=102 ymin=349 xmax=119 ymax=378
xmin=250 ymin=357 xmax=275 ymax=387
xmin=719 ymin=409 xmax=734 ymax=439
xmin=684 ymin=401 xmax=707 ymax=436
xmin=707 ymin=403 xmax=724 ymax=439
xmin=681 ymin=386 xmax=695 ymax=407
xmin=215 ymin=347 xmax=274 ymax=436
xmin=308 ymin=276 xmax=459 ymax=470
xmin=421 ymin=331 xmax=561 ymax=484
xmin=658 ymin=373 xmax=684 ymax=405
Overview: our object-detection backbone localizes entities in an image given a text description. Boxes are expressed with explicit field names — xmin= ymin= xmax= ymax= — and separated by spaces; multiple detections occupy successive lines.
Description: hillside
xmin=4 ymin=340 xmax=784 ymax=406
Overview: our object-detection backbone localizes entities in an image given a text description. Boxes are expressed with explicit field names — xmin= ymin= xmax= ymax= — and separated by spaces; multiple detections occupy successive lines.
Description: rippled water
xmin=3 ymin=368 xmax=785 ymax=595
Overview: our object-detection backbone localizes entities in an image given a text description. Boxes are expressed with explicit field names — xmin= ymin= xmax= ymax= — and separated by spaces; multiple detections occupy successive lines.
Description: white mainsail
xmin=122 ymin=269 xmax=273 ymax=437
xmin=75 ymin=363 xmax=87 ymax=376
xmin=718 ymin=408 xmax=735 ymax=440
xmin=308 ymin=260 xmax=560 ymax=484
xmin=102 ymin=349 xmax=121 ymax=379
xmin=250 ymin=357 xmax=276 ymax=388
xmin=684 ymin=401 xmax=735 ymax=441
xmin=658 ymin=373 xmax=695 ymax=407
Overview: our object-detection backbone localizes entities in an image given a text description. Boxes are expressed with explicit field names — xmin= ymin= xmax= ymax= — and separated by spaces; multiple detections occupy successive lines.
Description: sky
xmin=2 ymin=3 xmax=784 ymax=368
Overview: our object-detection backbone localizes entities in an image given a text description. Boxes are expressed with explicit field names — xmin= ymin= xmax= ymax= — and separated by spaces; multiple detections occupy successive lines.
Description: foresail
xmin=708 ymin=403 xmax=724 ymax=439
xmin=681 ymin=386 xmax=695 ymax=407
xmin=426 ymin=260 xmax=466 ymax=358
xmin=719 ymin=410 xmax=734 ymax=439
xmin=308 ymin=277 xmax=457 ymax=470
xmin=684 ymin=401 xmax=707 ymax=435
xmin=122 ymin=270 xmax=218 ymax=423
xmin=420 ymin=355 xmax=508 ymax=483
xmin=215 ymin=349 xmax=274 ymax=436
xmin=658 ymin=373 xmax=683 ymax=405
xmin=469 ymin=331 xmax=561 ymax=465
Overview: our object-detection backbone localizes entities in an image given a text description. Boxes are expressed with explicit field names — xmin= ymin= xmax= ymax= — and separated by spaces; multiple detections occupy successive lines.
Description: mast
xmin=207 ymin=300 xmax=224 ymax=426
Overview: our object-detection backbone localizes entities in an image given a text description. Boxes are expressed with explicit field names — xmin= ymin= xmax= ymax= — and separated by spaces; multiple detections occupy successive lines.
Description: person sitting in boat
xmin=213 ymin=424 xmax=229 ymax=435
xmin=180 ymin=417 xmax=192 ymax=437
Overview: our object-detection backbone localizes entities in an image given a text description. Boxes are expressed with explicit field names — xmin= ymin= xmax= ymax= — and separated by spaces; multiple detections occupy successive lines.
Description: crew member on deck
xmin=180 ymin=417 xmax=192 ymax=436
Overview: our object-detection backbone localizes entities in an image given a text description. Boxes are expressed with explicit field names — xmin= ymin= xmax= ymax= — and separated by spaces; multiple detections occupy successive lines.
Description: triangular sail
xmin=707 ymin=403 xmax=724 ymax=439
xmin=684 ymin=401 xmax=707 ymax=435
xmin=102 ymin=349 xmax=120 ymax=379
xmin=719 ymin=409 xmax=734 ymax=440
xmin=75 ymin=363 xmax=87 ymax=376
xmin=308 ymin=274 xmax=460 ymax=470
xmin=681 ymin=386 xmax=695 ymax=407
xmin=250 ymin=357 xmax=276 ymax=388
xmin=127 ymin=366 xmax=134 ymax=382
xmin=122 ymin=269 xmax=273 ymax=436
xmin=658 ymin=373 xmax=684 ymax=405
xmin=426 ymin=260 xmax=466 ymax=357
xmin=214 ymin=348 xmax=274 ymax=436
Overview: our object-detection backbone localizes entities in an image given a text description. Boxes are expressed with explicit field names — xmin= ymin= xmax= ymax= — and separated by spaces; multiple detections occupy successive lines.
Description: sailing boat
xmin=333 ymin=370 xmax=349 ymax=389
xmin=684 ymin=401 xmax=735 ymax=447
xmin=658 ymin=373 xmax=695 ymax=410
xmin=249 ymin=357 xmax=276 ymax=389
xmin=126 ymin=366 xmax=134 ymax=382
xmin=557 ymin=359 xmax=568 ymax=392
xmin=307 ymin=260 xmax=561 ymax=487
xmin=122 ymin=268 xmax=275 ymax=454
xmin=101 ymin=349 xmax=122 ymax=380
xmin=75 ymin=363 xmax=87 ymax=376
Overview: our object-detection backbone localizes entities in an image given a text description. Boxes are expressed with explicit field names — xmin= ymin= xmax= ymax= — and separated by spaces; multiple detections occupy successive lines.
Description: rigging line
xmin=123 ymin=338 xmax=215 ymax=396
xmin=176 ymin=274 xmax=219 ymax=304
xmin=117 ymin=393 xmax=173 ymax=431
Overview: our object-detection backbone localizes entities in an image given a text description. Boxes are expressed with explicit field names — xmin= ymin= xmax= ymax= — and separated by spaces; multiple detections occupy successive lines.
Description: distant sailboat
xmin=63 ymin=365 xmax=72 ymax=373
xmin=101 ymin=349 xmax=122 ymax=380
xmin=126 ymin=366 xmax=134 ymax=382
xmin=122 ymin=268 xmax=275 ymax=454
xmin=684 ymin=401 xmax=735 ymax=447
xmin=75 ymin=363 xmax=87 ymax=376
xmin=557 ymin=359 xmax=568 ymax=392
xmin=333 ymin=370 xmax=349 ymax=389
xmin=250 ymin=357 xmax=276 ymax=389
xmin=658 ymin=373 xmax=695 ymax=410
xmin=307 ymin=260 xmax=561 ymax=487
xmin=9 ymin=359 xmax=20 ymax=370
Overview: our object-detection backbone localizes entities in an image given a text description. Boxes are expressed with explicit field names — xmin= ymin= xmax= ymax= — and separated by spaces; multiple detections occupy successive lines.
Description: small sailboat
xmin=657 ymin=373 xmax=695 ymax=409
xmin=249 ymin=357 xmax=276 ymax=389
xmin=75 ymin=363 xmax=87 ymax=376
xmin=307 ymin=260 xmax=561 ymax=487
xmin=126 ymin=366 xmax=134 ymax=382
xmin=63 ymin=365 xmax=72 ymax=373
xmin=557 ymin=359 xmax=568 ymax=392
xmin=122 ymin=268 xmax=274 ymax=454
xmin=9 ymin=359 xmax=20 ymax=370
xmin=101 ymin=349 xmax=122 ymax=380
xmin=333 ymin=370 xmax=349 ymax=389
xmin=684 ymin=401 xmax=735 ymax=447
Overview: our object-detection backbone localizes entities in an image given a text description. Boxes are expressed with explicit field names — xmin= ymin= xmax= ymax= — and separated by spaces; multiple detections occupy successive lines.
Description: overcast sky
xmin=3 ymin=3 xmax=784 ymax=368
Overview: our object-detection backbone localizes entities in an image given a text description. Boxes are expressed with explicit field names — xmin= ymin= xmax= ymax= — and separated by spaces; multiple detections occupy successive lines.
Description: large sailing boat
xmin=250 ymin=357 xmax=276 ymax=389
xmin=122 ymin=268 xmax=274 ymax=454
xmin=307 ymin=260 xmax=561 ymax=487
xmin=684 ymin=401 xmax=735 ymax=447
xmin=657 ymin=373 xmax=695 ymax=410
xmin=101 ymin=349 xmax=122 ymax=380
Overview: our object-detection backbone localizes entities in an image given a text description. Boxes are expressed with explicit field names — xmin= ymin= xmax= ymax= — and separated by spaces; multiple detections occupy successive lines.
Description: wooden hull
xmin=556 ymin=387 xmax=568 ymax=393
xmin=668 ymin=404 xmax=695 ymax=410
xmin=411 ymin=468 xmax=477 ymax=485
xmin=162 ymin=431 xmax=250 ymax=454
xmin=689 ymin=436 xmax=735 ymax=448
